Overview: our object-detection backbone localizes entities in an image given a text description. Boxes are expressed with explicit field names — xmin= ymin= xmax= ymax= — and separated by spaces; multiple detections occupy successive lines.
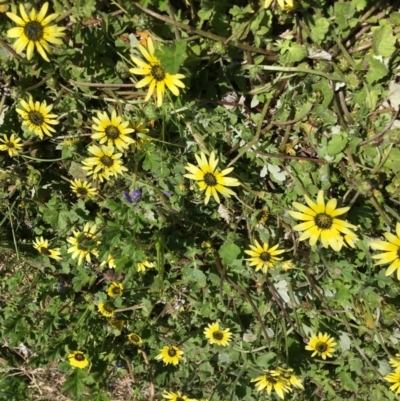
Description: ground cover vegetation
xmin=1 ymin=0 xmax=400 ymax=400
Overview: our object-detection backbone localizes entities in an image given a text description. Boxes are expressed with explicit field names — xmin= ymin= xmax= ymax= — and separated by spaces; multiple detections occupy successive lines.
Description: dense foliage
xmin=1 ymin=0 xmax=400 ymax=400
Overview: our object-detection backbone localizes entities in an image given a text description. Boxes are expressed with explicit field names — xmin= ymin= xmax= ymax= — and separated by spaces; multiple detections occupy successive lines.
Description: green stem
xmin=7 ymin=204 xmax=19 ymax=260
xmin=21 ymin=155 xmax=66 ymax=162
xmin=242 ymin=65 xmax=346 ymax=82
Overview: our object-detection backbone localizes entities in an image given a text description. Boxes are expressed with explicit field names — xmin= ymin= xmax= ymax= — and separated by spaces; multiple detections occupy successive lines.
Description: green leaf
xmin=335 ymin=3 xmax=355 ymax=31
xmin=309 ymin=17 xmax=330 ymax=44
xmin=365 ymin=55 xmax=388 ymax=84
xmin=338 ymin=371 xmax=358 ymax=392
xmin=372 ymin=24 xmax=396 ymax=57
xmin=154 ymin=40 xmax=187 ymax=74
xmin=62 ymin=369 xmax=85 ymax=399
xmin=327 ymin=134 xmax=348 ymax=156
xmin=285 ymin=43 xmax=307 ymax=63
xmin=218 ymin=243 xmax=240 ymax=266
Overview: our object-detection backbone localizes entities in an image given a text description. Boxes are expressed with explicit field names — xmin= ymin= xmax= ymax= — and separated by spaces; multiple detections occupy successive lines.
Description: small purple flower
xmin=123 ymin=189 xmax=142 ymax=204
xmin=116 ymin=360 xmax=125 ymax=368
xmin=163 ymin=191 xmax=171 ymax=197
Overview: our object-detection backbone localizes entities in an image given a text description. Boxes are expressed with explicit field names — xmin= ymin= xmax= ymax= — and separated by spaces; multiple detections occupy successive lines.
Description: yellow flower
xmin=98 ymin=302 xmax=115 ymax=318
xmin=264 ymin=0 xmax=294 ymax=11
xmin=276 ymin=367 xmax=304 ymax=390
xmin=162 ymin=391 xmax=191 ymax=401
xmin=129 ymin=37 xmax=185 ymax=107
xmin=370 ymin=222 xmax=400 ymax=280
xmin=244 ymin=240 xmax=285 ymax=273
xmin=204 ymin=322 xmax=232 ymax=346
xmin=67 ymin=222 xmax=100 ymax=265
xmin=16 ymin=96 xmax=59 ymax=139
xmin=288 ymin=190 xmax=358 ymax=252
xmin=155 ymin=345 xmax=184 ymax=365
xmin=251 ymin=369 xmax=291 ymax=399
xmin=384 ymin=371 xmax=400 ymax=394
xmin=137 ymin=260 xmax=154 ymax=272
xmin=131 ymin=118 xmax=151 ymax=146
xmin=107 ymin=282 xmax=123 ymax=298
xmin=0 ymin=134 xmax=23 ymax=156
xmin=82 ymin=145 xmax=127 ymax=182
xmin=184 ymin=151 xmax=240 ymax=205
xmin=6 ymin=2 xmax=65 ymax=61
xmin=91 ymin=110 xmax=134 ymax=151
xmin=127 ymin=332 xmax=143 ymax=346
xmin=101 ymin=253 xmax=116 ymax=269
xmin=305 ymin=332 xmax=336 ymax=360
xmin=32 ymin=236 xmax=61 ymax=260
xmin=70 ymin=179 xmax=98 ymax=199
xmin=390 ymin=354 xmax=400 ymax=372
xmin=281 ymin=260 xmax=295 ymax=271
xmin=68 ymin=351 xmax=89 ymax=369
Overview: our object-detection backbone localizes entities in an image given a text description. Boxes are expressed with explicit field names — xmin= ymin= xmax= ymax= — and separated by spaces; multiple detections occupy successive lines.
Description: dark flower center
xmin=27 ymin=111 xmax=45 ymax=126
xmin=103 ymin=303 xmax=114 ymax=313
xmin=315 ymin=213 xmax=333 ymax=229
xmin=74 ymin=353 xmax=85 ymax=361
xmin=265 ymin=374 xmax=277 ymax=384
xmin=203 ymin=172 xmax=217 ymax=186
xmin=176 ymin=398 xmax=184 ymax=401
xmin=150 ymin=64 xmax=166 ymax=81
xmin=105 ymin=125 xmax=121 ymax=140
xmin=99 ymin=155 xmax=114 ymax=167
xmin=259 ymin=252 xmax=271 ymax=262
xmin=397 ymin=248 xmax=400 ymax=259
xmin=24 ymin=21 xmax=44 ymax=41
xmin=316 ymin=342 xmax=328 ymax=352
xmin=212 ymin=330 xmax=224 ymax=340
xmin=112 ymin=287 xmax=121 ymax=295
xmin=39 ymin=246 xmax=51 ymax=256
xmin=6 ymin=141 xmax=15 ymax=149
xmin=77 ymin=187 xmax=88 ymax=196
xmin=167 ymin=348 xmax=177 ymax=357
xmin=130 ymin=334 xmax=140 ymax=343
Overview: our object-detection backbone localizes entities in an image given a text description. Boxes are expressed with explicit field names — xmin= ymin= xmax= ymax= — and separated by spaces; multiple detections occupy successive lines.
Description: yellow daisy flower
xmin=68 ymin=351 xmax=89 ymax=369
xmin=251 ymin=369 xmax=291 ymax=399
xmin=281 ymin=260 xmax=295 ymax=271
xmin=67 ymin=222 xmax=100 ymax=265
xmin=129 ymin=37 xmax=185 ymax=107
xmin=91 ymin=110 xmax=134 ymax=151
xmin=70 ymin=179 xmax=98 ymax=199
xmin=131 ymin=118 xmax=151 ymax=146
xmin=6 ymin=2 xmax=65 ymax=61
xmin=288 ymin=190 xmax=358 ymax=252
xmin=16 ymin=96 xmax=59 ymax=139
xmin=204 ymin=322 xmax=232 ymax=346
xmin=264 ymin=0 xmax=294 ymax=11
xmin=82 ymin=145 xmax=127 ymax=182
xmin=98 ymin=302 xmax=115 ymax=318
xmin=276 ymin=367 xmax=304 ymax=390
xmin=244 ymin=240 xmax=285 ymax=273
xmin=32 ymin=236 xmax=61 ymax=260
xmin=101 ymin=253 xmax=116 ymax=269
xmin=389 ymin=354 xmax=400 ymax=372
xmin=0 ymin=134 xmax=23 ymax=156
xmin=305 ymin=332 xmax=337 ymax=360
xmin=127 ymin=332 xmax=143 ymax=346
xmin=384 ymin=371 xmax=400 ymax=395
xmin=162 ymin=391 xmax=191 ymax=401
xmin=184 ymin=151 xmax=240 ymax=205
xmin=107 ymin=282 xmax=123 ymax=298
xmin=155 ymin=345 xmax=184 ymax=365
xmin=137 ymin=260 xmax=154 ymax=272
xmin=370 ymin=222 xmax=400 ymax=280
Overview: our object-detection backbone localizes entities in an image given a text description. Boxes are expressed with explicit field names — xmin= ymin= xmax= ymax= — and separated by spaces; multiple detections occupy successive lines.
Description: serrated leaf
xmin=386 ymin=81 xmax=400 ymax=109
xmin=334 ymin=3 xmax=355 ymax=31
xmin=309 ymin=17 xmax=330 ymax=44
xmin=285 ymin=43 xmax=307 ymax=63
xmin=154 ymin=40 xmax=187 ymax=74
xmin=365 ymin=56 xmax=388 ymax=84
xmin=218 ymin=243 xmax=240 ymax=266
xmin=62 ymin=369 xmax=85 ymax=399
xmin=338 ymin=331 xmax=351 ymax=352
xmin=373 ymin=24 xmax=396 ymax=57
